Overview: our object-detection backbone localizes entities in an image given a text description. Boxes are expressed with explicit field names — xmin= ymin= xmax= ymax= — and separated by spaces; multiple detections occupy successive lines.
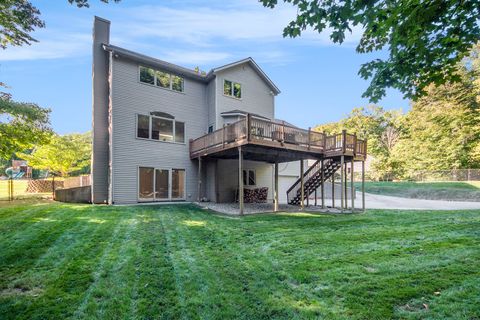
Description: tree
xmin=0 ymin=0 xmax=120 ymax=48
xmin=20 ymin=132 xmax=92 ymax=177
xmin=314 ymin=105 xmax=405 ymax=179
xmin=261 ymin=0 xmax=480 ymax=102
xmin=0 ymin=94 xmax=52 ymax=160
xmin=393 ymin=54 xmax=480 ymax=171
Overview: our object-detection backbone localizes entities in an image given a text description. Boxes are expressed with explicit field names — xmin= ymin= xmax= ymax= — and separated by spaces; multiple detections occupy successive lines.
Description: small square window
xmin=208 ymin=125 xmax=214 ymax=133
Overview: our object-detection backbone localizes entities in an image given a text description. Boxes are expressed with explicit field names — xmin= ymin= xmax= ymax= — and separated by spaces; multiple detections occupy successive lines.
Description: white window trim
xmin=223 ymin=79 xmax=242 ymax=100
xmin=138 ymin=66 xmax=185 ymax=94
xmin=137 ymin=166 xmax=187 ymax=202
xmin=135 ymin=113 xmax=186 ymax=145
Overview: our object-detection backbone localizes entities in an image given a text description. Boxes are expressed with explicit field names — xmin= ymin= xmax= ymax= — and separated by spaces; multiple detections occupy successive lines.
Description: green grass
xmin=1 ymin=202 xmax=479 ymax=319
xmin=355 ymin=181 xmax=480 ymax=201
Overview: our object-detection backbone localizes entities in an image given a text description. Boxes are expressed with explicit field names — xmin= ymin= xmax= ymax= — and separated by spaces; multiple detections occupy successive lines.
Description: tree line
xmin=315 ymin=45 xmax=480 ymax=180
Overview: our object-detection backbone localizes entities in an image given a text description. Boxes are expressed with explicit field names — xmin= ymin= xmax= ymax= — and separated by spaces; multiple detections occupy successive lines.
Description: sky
xmin=0 ymin=0 xmax=409 ymax=135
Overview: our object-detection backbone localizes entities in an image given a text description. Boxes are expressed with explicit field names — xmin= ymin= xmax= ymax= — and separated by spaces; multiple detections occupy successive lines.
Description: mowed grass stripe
xmin=0 ymin=203 xmax=479 ymax=319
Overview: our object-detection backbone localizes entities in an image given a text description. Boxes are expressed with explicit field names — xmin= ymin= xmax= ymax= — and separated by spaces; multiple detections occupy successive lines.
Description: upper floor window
xmin=224 ymin=79 xmax=241 ymax=99
xmin=136 ymin=113 xmax=185 ymax=143
xmin=139 ymin=66 xmax=184 ymax=93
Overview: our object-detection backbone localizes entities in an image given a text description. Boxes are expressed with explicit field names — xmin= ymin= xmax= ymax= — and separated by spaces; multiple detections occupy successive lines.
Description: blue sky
xmin=0 ymin=0 xmax=408 ymax=134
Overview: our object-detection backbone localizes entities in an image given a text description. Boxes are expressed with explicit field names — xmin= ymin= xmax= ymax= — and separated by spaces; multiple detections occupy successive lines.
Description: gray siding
xmin=206 ymin=78 xmax=216 ymax=130
xmin=215 ymin=64 xmax=275 ymax=127
xmin=110 ymin=57 xmax=208 ymax=204
xmin=91 ymin=17 xmax=110 ymax=204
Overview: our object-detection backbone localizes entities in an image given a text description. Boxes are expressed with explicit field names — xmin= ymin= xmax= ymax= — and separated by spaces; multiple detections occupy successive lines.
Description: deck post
xmin=197 ymin=157 xmax=202 ymax=202
xmin=238 ymin=147 xmax=244 ymax=215
xmin=246 ymin=113 xmax=251 ymax=142
xmin=351 ymin=157 xmax=355 ymax=212
xmin=308 ymin=127 xmax=311 ymax=150
xmin=344 ymin=161 xmax=348 ymax=209
xmin=300 ymin=160 xmax=305 ymax=210
xmin=314 ymin=188 xmax=317 ymax=206
xmin=342 ymin=129 xmax=347 ymax=153
xmin=274 ymin=161 xmax=279 ymax=212
xmin=340 ymin=155 xmax=344 ymax=213
xmin=362 ymin=160 xmax=366 ymax=212
xmin=331 ymin=174 xmax=335 ymax=209
xmin=321 ymin=159 xmax=325 ymax=209
xmin=222 ymin=124 xmax=226 ymax=149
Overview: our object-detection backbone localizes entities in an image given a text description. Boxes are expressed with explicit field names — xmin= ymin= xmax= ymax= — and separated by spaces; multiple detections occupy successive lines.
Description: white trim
xmin=243 ymin=168 xmax=256 ymax=186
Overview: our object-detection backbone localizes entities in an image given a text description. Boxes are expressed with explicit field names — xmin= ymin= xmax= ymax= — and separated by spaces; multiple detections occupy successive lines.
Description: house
xmin=91 ymin=17 xmax=367 ymax=213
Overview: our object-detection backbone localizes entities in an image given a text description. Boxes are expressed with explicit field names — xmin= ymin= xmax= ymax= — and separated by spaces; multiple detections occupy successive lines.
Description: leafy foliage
xmin=260 ymin=0 xmax=480 ymax=102
xmin=0 ymin=97 xmax=51 ymax=160
xmin=0 ymin=0 xmax=120 ymax=48
xmin=19 ymin=132 xmax=92 ymax=177
xmin=315 ymin=45 xmax=480 ymax=179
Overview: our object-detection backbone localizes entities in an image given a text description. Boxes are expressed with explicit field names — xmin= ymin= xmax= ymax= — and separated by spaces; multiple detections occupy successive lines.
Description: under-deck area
xmin=190 ymin=115 xmax=367 ymax=214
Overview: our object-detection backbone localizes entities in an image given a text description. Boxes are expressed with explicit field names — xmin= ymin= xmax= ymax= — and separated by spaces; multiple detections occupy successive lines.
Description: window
xmin=155 ymin=169 xmax=169 ymax=199
xmin=243 ymin=169 xmax=256 ymax=186
xmin=208 ymin=125 xmax=214 ymax=133
xmin=171 ymin=75 xmax=184 ymax=92
xmin=138 ymin=167 xmax=186 ymax=201
xmin=137 ymin=114 xmax=150 ymax=139
xmin=175 ymin=121 xmax=185 ymax=143
xmin=139 ymin=167 xmax=154 ymax=199
xmin=224 ymin=79 xmax=241 ymax=99
xmin=172 ymin=169 xmax=185 ymax=199
xmin=140 ymin=66 xmax=155 ymax=85
xmin=152 ymin=117 xmax=174 ymax=142
xmin=156 ymin=70 xmax=170 ymax=88
xmin=136 ymin=114 xmax=185 ymax=143
xmin=139 ymin=66 xmax=184 ymax=92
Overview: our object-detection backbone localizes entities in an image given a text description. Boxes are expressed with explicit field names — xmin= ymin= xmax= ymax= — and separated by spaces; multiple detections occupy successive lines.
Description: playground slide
xmin=5 ymin=167 xmax=25 ymax=179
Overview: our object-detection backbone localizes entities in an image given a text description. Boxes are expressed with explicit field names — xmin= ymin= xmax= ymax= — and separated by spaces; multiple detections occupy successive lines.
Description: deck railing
xmin=189 ymin=115 xmax=367 ymax=158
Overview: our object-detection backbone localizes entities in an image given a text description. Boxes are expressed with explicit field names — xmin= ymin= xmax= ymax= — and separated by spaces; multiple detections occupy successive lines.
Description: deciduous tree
xmin=261 ymin=0 xmax=480 ymax=102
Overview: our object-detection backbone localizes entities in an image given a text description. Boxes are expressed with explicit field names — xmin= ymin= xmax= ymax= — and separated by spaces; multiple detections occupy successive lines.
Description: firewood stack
xmin=243 ymin=187 xmax=268 ymax=203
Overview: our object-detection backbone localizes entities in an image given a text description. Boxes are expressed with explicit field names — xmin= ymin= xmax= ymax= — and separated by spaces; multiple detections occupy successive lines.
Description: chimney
xmin=91 ymin=16 xmax=111 ymax=204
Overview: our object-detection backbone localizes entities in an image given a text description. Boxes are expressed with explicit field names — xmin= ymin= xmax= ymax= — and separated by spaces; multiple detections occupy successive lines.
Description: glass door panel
xmin=139 ymin=167 xmax=154 ymax=199
xmin=155 ymin=169 xmax=169 ymax=200
xmin=172 ymin=169 xmax=185 ymax=199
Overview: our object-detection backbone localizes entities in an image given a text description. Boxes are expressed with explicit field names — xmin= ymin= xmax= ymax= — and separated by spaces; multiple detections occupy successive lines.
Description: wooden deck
xmin=190 ymin=116 xmax=367 ymax=163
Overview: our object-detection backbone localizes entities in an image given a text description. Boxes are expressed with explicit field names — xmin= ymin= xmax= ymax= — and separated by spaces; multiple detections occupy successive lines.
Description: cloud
xmin=0 ymin=1 xmax=363 ymax=64
xmin=0 ymin=32 xmax=90 ymax=61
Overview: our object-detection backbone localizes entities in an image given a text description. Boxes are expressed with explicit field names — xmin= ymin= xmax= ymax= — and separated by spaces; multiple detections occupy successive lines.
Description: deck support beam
xmin=321 ymin=159 xmax=325 ymax=209
xmin=300 ymin=160 xmax=305 ymax=210
xmin=274 ymin=161 xmax=279 ymax=212
xmin=340 ymin=155 xmax=344 ymax=213
xmin=362 ymin=160 xmax=366 ymax=212
xmin=197 ymin=157 xmax=202 ymax=202
xmin=331 ymin=174 xmax=335 ymax=209
xmin=344 ymin=160 xmax=348 ymax=210
xmin=351 ymin=157 xmax=355 ymax=212
xmin=238 ymin=147 xmax=244 ymax=215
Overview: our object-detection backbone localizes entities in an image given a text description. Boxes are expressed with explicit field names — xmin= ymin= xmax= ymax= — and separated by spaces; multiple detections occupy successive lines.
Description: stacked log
xmin=243 ymin=187 xmax=268 ymax=203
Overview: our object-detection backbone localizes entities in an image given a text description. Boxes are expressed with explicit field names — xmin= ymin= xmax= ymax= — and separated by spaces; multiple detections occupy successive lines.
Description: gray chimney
xmin=91 ymin=16 xmax=111 ymax=204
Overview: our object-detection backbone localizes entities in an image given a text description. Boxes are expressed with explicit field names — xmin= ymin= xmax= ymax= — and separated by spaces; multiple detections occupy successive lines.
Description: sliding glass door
xmin=138 ymin=167 xmax=185 ymax=201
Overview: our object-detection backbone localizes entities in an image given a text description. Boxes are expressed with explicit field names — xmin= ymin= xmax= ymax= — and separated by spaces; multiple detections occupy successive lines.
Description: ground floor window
xmin=138 ymin=167 xmax=186 ymax=201
xmin=243 ymin=169 xmax=256 ymax=186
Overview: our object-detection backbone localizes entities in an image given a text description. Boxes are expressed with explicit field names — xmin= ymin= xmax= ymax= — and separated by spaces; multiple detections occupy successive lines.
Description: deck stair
xmin=287 ymin=158 xmax=342 ymax=205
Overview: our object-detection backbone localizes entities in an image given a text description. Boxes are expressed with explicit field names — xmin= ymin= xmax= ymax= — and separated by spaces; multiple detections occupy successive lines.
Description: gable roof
xmin=103 ymin=45 xmax=280 ymax=94
xmin=207 ymin=58 xmax=280 ymax=95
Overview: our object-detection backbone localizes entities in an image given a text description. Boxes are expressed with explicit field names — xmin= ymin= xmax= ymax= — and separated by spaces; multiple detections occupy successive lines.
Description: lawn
xmin=1 ymin=202 xmax=479 ymax=319
xmin=355 ymin=181 xmax=480 ymax=201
